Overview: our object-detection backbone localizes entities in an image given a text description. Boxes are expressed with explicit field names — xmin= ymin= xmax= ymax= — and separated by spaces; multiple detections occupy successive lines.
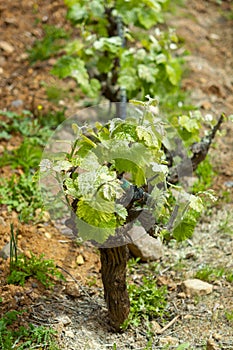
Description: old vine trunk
xmin=99 ymin=245 xmax=130 ymax=332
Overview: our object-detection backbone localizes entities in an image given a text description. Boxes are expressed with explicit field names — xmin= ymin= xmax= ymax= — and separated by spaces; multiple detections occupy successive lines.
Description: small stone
xmin=0 ymin=242 xmax=21 ymax=259
xmin=209 ymin=33 xmax=220 ymax=40
xmin=201 ymin=100 xmax=212 ymax=110
xmin=17 ymin=53 xmax=29 ymax=61
xmin=11 ymin=99 xmax=23 ymax=108
xmin=76 ymin=254 xmax=84 ymax=265
xmin=4 ymin=17 xmax=17 ymax=25
xmin=182 ymin=279 xmax=213 ymax=297
xmin=24 ymin=250 xmax=32 ymax=259
xmin=151 ymin=320 xmax=162 ymax=334
xmin=64 ymin=330 xmax=75 ymax=338
xmin=56 ymin=315 xmax=71 ymax=326
xmin=0 ymin=41 xmax=14 ymax=53
xmin=178 ymin=292 xmax=187 ymax=299
xmin=44 ymin=232 xmax=52 ymax=239
xmin=183 ymin=314 xmax=193 ymax=319
xmin=65 ymin=283 xmax=80 ymax=298
xmin=0 ymin=67 xmax=3 ymax=74
xmin=159 ymin=336 xmax=179 ymax=346
xmin=0 ymin=242 xmax=11 ymax=259
xmin=128 ymin=226 xmax=163 ymax=262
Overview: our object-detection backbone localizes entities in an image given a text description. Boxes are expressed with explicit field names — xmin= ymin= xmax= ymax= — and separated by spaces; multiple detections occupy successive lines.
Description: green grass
xmin=0 ymin=309 xmax=60 ymax=350
xmin=194 ymin=265 xmax=233 ymax=283
xmin=217 ymin=211 xmax=233 ymax=235
xmin=225 ymin=310 xmax=233 ymax=323
xmin=28 ymin=25 xmax=70 ymax=63
xmin=7 ymin=252 xmax=65 ymax=287
xmin=0 ymin=174 xmax=44 ymax=223
xmin=192 ymin=156 xmax=216 ymax=193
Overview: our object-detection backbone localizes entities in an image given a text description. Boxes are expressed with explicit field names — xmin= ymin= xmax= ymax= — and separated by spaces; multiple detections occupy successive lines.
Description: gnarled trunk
xmin=99 ymin=245 xmax=130 ymax=332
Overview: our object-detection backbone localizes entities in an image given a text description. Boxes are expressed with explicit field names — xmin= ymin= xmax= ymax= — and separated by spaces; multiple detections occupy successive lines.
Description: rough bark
xmin=99 ymin=245 xmax=130 ymax=332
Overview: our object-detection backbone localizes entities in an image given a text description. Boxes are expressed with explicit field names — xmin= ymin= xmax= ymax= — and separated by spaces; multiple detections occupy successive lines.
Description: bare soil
xmin=0 ymin=0 xmax=233 ymax=349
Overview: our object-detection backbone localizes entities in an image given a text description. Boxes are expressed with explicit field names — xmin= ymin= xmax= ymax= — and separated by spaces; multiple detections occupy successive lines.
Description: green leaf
xmin=53 ymin=160 xmax=72 ymax=172
xmin=179 ymin=115 xmax=199 ymax=132
xmin=172 ymin=209 xmax=199 ymax=241
xmin=166 ymin=60 xmax=182 ymax=86
xmin=138 ymin=64 xmax=157 ymax=83
xmin=93 ymin=37 xmax=122 ymax=53
xmin=137 ymin=5 xmax=161 ymax=29
xmin=189 ymin=195 xmax=204 ymax=212
xmin=67 ymin=3 xmax=87 ymax=23
xmin=118 ymin=68 xmax=138 ymax=91
xmin=136 ymin=125 xmax=159 ymax=148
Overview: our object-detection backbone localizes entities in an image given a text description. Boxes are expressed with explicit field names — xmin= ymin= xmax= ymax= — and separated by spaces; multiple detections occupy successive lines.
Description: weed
xmin=217 ymin=211 xmax=233 ymax=235
xmin=225 ymin=310 xmax=233 ymax=323
xmin=7 ymin=252 xmax=65 ymax=287
xmin=192 ymin=156 xmax=216 ymax=193
xmin=0 ymin=310 xmax=60 ymax=350
xmin=7 ymin=225 xmax=64 ymax=287
xmin=122 ymin=275 xmax=167 ymax=330
xmin=127 ymin=257 xmax=141 ymax=274
xmin=226 ymin=272 xmax=233 ymax=283
xmin=0 ymin=140 xmax=42 ymax=174
xmin=0 ymin=174 xmax=44 ymax=222
xmin=86 ymin=276 xmax=97 ymax=287
xmin=194 ymin=265 xmax=232 ymax=283
xmin=28 ymin=25 xmax=69 ymax=62
xmin=45 ymin=85 xmax=69 ymax=103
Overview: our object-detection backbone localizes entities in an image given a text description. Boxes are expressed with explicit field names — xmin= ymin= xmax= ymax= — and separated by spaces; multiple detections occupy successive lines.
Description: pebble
xmin=0 ymin=67 xmax=3 ymax=74
xmin=0 ymin=242 xmax=22 ymax=259
xmin=65 ymin=283 xmax=80 ymax=298
xmin=56 ymin=315 xmax=72 ymax=326
xmin=44 ymin=232 xmax=52 ymax=239
xmin=182 ymin=278 xmax=213 ymax=297
xmin=64 ymin=330 xmax=75 ymax=338
xmin=159 ymin=336 xmax=179 ymax=346
xmin=0 ymin=40 xmax=14 ymax=53
xmin=76 ymin=254 xmax=85 ymax=265
xmin=11 ymin=99 xmax=23 ymax=108
xmin=151 ymin=320 xmax=162 ymax=334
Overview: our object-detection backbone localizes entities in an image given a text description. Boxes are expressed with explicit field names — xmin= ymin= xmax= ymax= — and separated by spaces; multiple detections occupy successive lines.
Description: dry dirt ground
xmin=0 ymin=0 xmax=233 ymax=349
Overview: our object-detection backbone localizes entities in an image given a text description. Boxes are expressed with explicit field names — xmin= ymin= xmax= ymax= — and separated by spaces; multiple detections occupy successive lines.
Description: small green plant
xmin=0 ymin=140 xmax=43 ymax=174
xmin=0 ymin=310 xmax=60 ymax=350
xmin=7 ymin=228 xmax=64 ymax=287
xmin=194 ymin=265 xmax=232 ymax=283
xmin=225 ymin=310 xmax=233 ymax=323
xmin=217 ymin=211 xmax=233 ymax=235
xmin=192 ymin=156 xmax=216 ymax=193
xmin=28 ymin=25 xmax=70 ymax=62
xmin=7 ymin=252 xmax=64 ymax=287
xmin=0 ymin=174 xmax=44 ymax=222
xmin=0 ymin=109 xmax=66 ymax=144
xmin=122 ymin=275 xmax=167 ymax=329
